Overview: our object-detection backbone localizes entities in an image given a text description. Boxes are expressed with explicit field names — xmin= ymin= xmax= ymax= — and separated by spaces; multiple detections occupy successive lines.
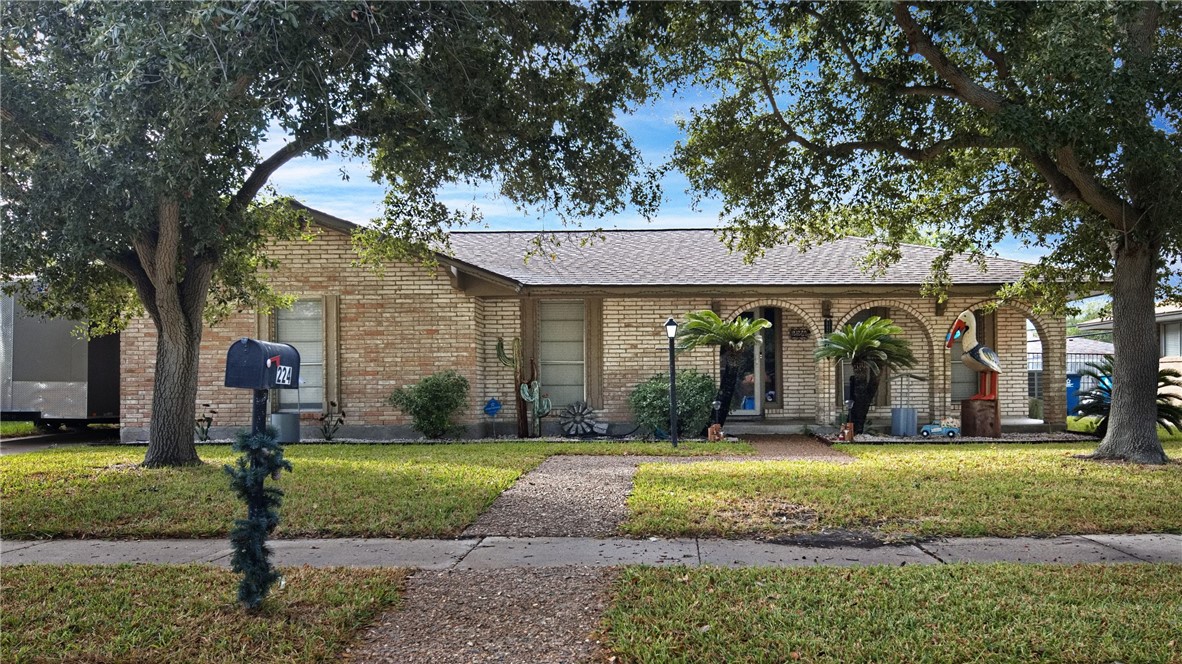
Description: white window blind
xmin=1162 ymin=322 xmax=1181 ymax=357
xmin=539 ymin=301 xmax=585 ymax=409
xmin=276 ymin=299 xmax=324 ymax=411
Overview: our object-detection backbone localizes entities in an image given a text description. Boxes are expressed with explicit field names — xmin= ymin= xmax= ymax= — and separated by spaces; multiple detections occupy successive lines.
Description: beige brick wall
xmin=121 ymin=228 xmax=482 ymax=440
xmin=477 ymin=298 xmax=521 ymax=422
xmin=995 ymin=307 xmax=1030 ymax=418
xmin=120 ymin=227 xmax=1068 ymax=438
xmin=600 ymin=297 xmax=717 ymax=422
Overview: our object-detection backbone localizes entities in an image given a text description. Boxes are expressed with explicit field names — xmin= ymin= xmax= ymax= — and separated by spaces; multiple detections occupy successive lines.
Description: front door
xmin=728 ymin=313 xmax=763 ymax=416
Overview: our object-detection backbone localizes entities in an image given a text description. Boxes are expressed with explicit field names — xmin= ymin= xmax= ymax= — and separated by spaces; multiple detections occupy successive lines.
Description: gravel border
xmin=344 ymin=566 xmax=616 ymax=664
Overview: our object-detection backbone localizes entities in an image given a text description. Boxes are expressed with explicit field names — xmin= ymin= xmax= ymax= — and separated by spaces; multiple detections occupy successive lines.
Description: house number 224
xmin=274 ymin=365 xmax=292 ymax=386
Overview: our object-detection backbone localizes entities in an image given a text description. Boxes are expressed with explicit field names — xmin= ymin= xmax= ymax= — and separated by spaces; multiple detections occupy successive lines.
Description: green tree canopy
xmin=636 ymin=1 xmax=1181 ymax=463
xmin=1 ymin=1 xmax=654 ymax=466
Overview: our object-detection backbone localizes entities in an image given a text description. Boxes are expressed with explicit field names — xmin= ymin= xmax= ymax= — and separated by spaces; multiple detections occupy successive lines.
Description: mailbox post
xmin=222 ymin=338 xmax=300 ymax=610
xmin=224 ymin=338 xmax=301 ymax=436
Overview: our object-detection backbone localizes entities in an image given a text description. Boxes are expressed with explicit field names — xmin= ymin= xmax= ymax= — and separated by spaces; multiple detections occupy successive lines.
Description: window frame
xmin=270 ymin=296 xmax=333 ymax=413
xmin=537 ymin=299 xmax=587 ymax=410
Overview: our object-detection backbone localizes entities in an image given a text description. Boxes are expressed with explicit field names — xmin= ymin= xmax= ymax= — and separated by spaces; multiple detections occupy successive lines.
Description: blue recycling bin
xmin=1066 ymin=374 xmax=1082 ymax=413
xmin=891 ymin=407 xmax=918 ymax=436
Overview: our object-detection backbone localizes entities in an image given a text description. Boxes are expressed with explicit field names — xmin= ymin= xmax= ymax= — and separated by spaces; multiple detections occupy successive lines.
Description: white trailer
xmin=0 ymin=292 xmax=119 ymax=427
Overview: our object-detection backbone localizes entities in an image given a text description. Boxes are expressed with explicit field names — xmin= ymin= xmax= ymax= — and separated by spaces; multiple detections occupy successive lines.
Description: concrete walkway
xmin=3 ymin=533 xmax=1178 ymax=568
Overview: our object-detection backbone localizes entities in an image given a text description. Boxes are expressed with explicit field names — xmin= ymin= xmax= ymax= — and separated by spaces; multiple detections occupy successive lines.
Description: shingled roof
xmin=445 ymin=229 xmax=1031 ymax=288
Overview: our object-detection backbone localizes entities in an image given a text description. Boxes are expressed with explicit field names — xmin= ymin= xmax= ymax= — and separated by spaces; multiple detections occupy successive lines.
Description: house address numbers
xmin=788 ymin=327 xmax=811 ymax=340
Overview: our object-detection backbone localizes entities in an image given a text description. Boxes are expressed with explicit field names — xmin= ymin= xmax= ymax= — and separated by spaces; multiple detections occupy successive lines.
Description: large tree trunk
xmin=1089 ymin=240 xmax=1168 ymax=464
xmin=130 ymin=199 xmax=214 ymax=468
xmin=143 ymin=324 xmax=203 ymax=467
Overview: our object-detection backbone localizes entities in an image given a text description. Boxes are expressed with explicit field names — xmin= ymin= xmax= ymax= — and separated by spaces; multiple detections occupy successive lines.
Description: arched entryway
xmin=721 ymin=301 xmax=822 ymax=421
xmin=831 ymin=301 xmax=937 ymax=428
xmin=945 ymin=300 xmax=1066 ymax=429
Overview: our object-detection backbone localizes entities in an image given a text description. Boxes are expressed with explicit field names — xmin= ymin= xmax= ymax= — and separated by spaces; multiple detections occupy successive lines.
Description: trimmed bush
xmin=628 ymin=370 xmax=717 ymax=438
xmin=387 ymin=370 xmax=470 ymax=438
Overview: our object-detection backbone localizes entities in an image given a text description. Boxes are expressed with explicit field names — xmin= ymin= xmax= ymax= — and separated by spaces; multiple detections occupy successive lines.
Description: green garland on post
xmin=224 ymin=427 xmax=292 ymax=610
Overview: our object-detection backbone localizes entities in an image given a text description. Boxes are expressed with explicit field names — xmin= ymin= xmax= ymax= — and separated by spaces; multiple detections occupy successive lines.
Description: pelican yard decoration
xmin=945 ymin=310 xmax=1003 ymax=437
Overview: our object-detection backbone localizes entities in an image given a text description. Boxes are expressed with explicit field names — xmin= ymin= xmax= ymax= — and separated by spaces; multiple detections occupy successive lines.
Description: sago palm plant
xmin=1076 ymin=356 xmax=1182 ymax=437
xmin=814 ymin=316 xmax=916 ymax=434
xmin=676 ymin=310 xmax=772 ymax=427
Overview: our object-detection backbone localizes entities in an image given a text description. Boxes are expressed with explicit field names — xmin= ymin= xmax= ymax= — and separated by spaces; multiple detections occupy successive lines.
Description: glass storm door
xmin=728 ymin=315 xmax=763 ymax=416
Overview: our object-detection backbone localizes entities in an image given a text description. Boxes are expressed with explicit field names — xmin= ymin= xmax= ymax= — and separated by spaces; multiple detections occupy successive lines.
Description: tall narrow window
xmin=539 ymin=301 xmax=584 ymax=409
xmin=276 ymin=299 xmax=324 ymax=411
xmin=1162 ymin=322 xmax=1181 ymax=357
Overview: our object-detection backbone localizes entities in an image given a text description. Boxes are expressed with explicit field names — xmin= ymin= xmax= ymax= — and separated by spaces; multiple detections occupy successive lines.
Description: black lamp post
xmin=665 ymin=317 xmax=679 ymax=448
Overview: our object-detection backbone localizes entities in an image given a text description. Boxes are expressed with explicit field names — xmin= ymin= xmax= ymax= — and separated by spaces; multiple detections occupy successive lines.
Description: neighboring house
xmin=1027 ymin=336 xmax=1115 ymax=411
xmin=1076 ymin=305 xmax=1182 ymax=400
xmin=118 ymin=207 xmax=1068 ymax=441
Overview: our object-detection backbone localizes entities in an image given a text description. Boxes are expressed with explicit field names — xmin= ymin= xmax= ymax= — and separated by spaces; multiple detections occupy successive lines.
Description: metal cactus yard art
xmin=520 ymin=379 xmax=552 ymax=437
xmin=496 ymin=337 xmax=531 ymax=437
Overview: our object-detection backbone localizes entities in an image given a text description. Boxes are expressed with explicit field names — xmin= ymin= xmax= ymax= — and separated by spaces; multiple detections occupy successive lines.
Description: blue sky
xmin=259 ymin=92 xmax=1050 ymax=264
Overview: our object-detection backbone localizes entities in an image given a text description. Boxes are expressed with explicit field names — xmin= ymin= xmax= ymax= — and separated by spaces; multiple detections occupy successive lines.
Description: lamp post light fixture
xmin=664 ymin=317 xmax=679 ymax=449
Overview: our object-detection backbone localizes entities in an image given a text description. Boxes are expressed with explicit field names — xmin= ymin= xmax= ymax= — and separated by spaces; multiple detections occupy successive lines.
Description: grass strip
xmin=1 ymin=564 xmax=407 ymax=664
xmin=0 ymin=441 xmax=749 ymax=539
xmin=625 ymin=442 xmax=1182 ymax=539
xmin=0 ymin=421 xmax=38 ymax=438
xmin=605 ymin=564 xmax=1182 ymax=664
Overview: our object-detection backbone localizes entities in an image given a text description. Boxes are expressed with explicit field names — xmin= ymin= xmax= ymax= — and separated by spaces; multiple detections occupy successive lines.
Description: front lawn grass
xmin=1067 ymin=415 xmax=1182 ymax=441
xmin=624 ymin=442 xmax=1182 ymax=539
xmin=1 ymin=564 xmax=405 ymax=663
xmin=0 ymin=440 xmax=749 ymax=539
xmin=605 ymin=564 xmax=1182 ymax=664
xmin=0 ymin=420 xmax=38 ymax=438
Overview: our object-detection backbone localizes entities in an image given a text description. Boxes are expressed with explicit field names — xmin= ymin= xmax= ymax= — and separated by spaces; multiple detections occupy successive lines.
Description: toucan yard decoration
xmin=945 ymin=310 xmax=1002 ymax=437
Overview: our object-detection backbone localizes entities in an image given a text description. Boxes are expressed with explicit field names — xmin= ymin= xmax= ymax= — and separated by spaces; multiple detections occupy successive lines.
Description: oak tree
xmin=2 ymin=1 xmax=652 ymax=466
xmin=638 ymin=1 xmax=1180 ymax=463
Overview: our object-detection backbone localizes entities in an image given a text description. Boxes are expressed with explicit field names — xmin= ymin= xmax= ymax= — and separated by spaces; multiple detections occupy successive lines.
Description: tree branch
xmin=1023 ymin=149 xmax=1083 ymax=204
xmin=1052 ymin=146 xmax=1143 ymax=232
xmin=228 ymin=123 xmax=358 ymax=214
xmin=891 ymin=3 xmax=1009 ymax=113
xmin=727 ymin=55 xmax=999 ymax=162
xmin=108 ymin=253 xmax=161 ymax=325
xmin=978 ymin=43 xmax=1011 ymax=80
xmin=800 ymin=6 xmax=961 ymax=101
xmin=1128 ymin=2 xmax=1161 ymax=57
xmin=0 ymin=107 xmax=63 ymax=149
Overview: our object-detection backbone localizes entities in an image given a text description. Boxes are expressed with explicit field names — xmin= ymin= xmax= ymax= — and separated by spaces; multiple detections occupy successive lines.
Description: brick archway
xmin=954 ymin=299 xmax=1066 ymax=427
xmin=722 ymin=299 xmax=822 ymax=339
xmin=834 ymin=299 xmax=936 ymax=347
xmin=831 ymin=299 xmax=939 ymax=424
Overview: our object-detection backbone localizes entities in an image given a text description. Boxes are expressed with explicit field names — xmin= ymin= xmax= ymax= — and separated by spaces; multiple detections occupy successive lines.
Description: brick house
xmin=119 ymin=207 xmax=1067 ymax=441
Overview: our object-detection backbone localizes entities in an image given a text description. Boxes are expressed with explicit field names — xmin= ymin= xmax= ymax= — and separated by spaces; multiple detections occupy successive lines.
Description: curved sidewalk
xmin=2 ymin=533 xmax=1178 ymax=568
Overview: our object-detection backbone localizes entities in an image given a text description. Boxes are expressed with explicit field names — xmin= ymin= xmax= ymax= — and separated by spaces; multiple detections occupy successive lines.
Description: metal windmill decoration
xmin=559 ymin=400 xmax=608 ymax=436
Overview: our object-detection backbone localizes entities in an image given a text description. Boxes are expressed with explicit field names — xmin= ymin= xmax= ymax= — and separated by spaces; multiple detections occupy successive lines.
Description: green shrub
xmin=387 ymin=370 xmax=470 ymax=438
xmin=628 ymin=370 xmax=717 ymax=438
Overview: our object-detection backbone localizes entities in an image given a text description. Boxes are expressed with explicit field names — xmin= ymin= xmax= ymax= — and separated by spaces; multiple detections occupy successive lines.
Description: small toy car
xmin=920 ymin=423 xmax=960 ymax=438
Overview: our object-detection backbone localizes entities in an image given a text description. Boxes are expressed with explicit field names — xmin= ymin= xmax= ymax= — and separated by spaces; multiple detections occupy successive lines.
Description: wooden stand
xmin=960 ymin=399 xmax=1000 ymax=438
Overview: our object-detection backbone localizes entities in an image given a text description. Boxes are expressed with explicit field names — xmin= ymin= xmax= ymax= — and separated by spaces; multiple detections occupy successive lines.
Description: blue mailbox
xmin=224 ymin=338 xmax=301 ymax=391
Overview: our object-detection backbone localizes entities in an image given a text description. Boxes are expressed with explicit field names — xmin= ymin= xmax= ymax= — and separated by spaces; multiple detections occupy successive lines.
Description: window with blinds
xmin=539 ymin=301 xmax=585 ymax=409
xmin=276 ymin=299 xmax=324 ymax=411
xmin=1161 ymin=322 xmax=1181 ymax=357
